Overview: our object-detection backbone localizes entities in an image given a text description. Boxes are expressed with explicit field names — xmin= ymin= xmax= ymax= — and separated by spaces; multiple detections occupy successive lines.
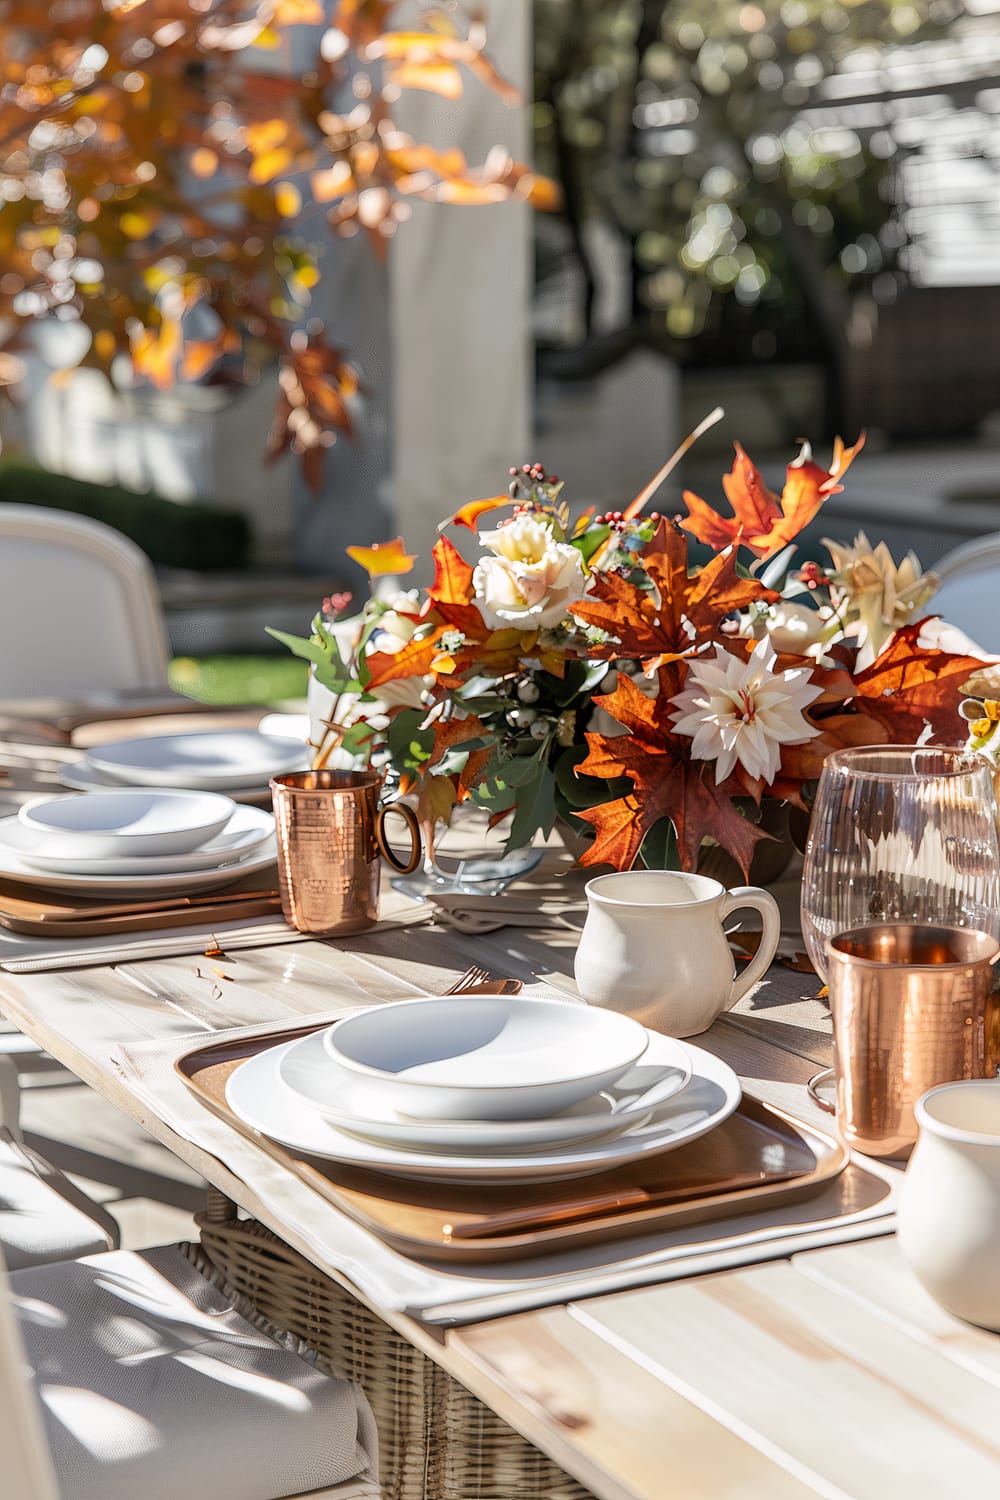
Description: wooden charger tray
xmin=176 ymin=1021 xmax=850 ymax=1264
xmin=0 ymin=870 xmax=282 ymax=938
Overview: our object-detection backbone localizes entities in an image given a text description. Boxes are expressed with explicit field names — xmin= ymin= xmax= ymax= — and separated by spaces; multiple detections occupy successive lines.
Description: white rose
xmin=473 ymin=515 xmax=588 ymax=630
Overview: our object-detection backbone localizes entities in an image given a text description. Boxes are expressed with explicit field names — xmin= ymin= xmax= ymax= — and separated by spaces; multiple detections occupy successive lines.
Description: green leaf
xmin=570 ymin=524 xmax=611 ymax=566
xmin=506 ymin=760 xmax=556 ymax=852
xmin=638 ymin=817 xmax=679 ymax=871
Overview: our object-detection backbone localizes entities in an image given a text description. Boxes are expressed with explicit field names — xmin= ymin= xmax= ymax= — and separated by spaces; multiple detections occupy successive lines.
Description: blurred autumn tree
xmin=533 ymin=0 xmax=965 ymax=390
xmin=0 ymin=0 xmax=555 ymax=487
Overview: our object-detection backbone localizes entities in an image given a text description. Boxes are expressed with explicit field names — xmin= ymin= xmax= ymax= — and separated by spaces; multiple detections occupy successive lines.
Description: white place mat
xmin=112 ymin=999 xmax=899 ymax=1327
xmin=0 ymin=888 xmax=432 ymax=973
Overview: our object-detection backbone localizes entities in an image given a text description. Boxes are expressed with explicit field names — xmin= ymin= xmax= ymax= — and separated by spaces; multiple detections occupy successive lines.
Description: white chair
xmin=929 ymin=534 xmax=1000 ymax=655
xmin=0 ymin=504 xmax=171 ymax=697
xmin=0 ymin=1240 xmax=381 ymax=1500
xmin=0 ymin=1054 xmax=120 ymax=1270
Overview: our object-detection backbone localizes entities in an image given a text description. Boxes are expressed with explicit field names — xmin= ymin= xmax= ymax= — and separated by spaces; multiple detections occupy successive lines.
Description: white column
xmin=389 ymin=0 xmax=532 ymax=575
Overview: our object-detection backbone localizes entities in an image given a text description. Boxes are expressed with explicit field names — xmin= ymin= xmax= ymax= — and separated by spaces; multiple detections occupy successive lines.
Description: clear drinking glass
xmin=801 ymin=745 xmax=1000 ymax=980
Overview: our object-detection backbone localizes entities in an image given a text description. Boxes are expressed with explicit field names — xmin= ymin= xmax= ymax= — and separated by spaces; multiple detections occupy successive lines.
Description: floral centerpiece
xmin=270 ymin=424 xmax=985 ymax=877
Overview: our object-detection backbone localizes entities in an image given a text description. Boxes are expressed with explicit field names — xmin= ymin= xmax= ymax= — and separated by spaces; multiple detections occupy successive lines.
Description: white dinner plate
xmin=277 ymin=1030 xmax=692 ymax=1150
xmin=0 ymin=814 xmax=276 ymax=895
xmin=15 ymin=806 xmax=274 ymax=876
xmin=227 ymin=1031 xmax=741 ymax=1183
xmin=58 ymin=760 xmax=274 ymax=804
xmin=84 ymin=730 xmax=309 ymax=791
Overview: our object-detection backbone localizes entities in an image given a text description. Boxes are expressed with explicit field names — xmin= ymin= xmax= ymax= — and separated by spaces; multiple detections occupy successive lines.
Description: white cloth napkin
xmin=111 ymin=1001 xmax=899 ymax=1326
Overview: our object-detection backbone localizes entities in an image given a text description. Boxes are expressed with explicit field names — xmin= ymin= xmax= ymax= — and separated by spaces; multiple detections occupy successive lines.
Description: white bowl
xmin=18 ymin=789 xmax=236 ymax=859
xmin=321 ymin=996 xmax=650 ymax=1121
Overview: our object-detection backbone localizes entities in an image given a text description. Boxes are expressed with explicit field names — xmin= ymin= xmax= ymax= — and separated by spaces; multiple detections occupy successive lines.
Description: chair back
xmin=931 ymin=533 xmax=1000 ymax=654
xmin=0 ymin=504 xmax=171 ymax=697
xmin=0 ymin=1246 xmax=59 ymax=1500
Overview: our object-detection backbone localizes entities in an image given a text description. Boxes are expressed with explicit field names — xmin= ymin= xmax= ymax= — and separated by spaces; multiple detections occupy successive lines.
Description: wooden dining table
xmin=2 ymin=711 xmax=1000 ymax=1500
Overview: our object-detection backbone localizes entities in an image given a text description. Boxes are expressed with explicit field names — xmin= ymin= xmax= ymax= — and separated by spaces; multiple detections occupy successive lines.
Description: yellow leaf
xmin=249 ymin=147 xmax=294 ymax=185
xmin=119 ymin=210 xmax=158 ymax=240
xmin=388 ymin=60 xmax=464 ymax=100
xmin=251 ymin=25 xmax=281 ymax=48
xmin=345 ymin=537 xmax=417 ymax=578
xmin=274 ymin=181 xmax=302 ymax=217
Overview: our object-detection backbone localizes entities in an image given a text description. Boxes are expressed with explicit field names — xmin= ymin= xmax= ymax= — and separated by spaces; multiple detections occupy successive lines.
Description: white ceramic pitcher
xmin=573 ymin=870 xmax=781 ymax=1038
xmin=897 ymin=1080 xmax=1000 ymax=1331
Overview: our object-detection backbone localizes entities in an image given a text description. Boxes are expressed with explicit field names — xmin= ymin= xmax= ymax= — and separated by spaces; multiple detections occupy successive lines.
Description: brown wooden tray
xmin=0 ymin=872 xmax=282 ymax=937
xmin=176 ymin=1022 xmax=850 ymax=1263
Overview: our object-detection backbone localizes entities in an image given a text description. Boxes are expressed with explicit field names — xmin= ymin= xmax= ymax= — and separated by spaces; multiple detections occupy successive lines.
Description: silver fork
xmin=442 ymin=964 xmax=490 ymax=993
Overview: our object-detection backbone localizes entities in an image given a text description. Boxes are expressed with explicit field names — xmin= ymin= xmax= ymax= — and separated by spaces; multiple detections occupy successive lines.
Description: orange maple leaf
xmin=447 ymin=495 xmax=509 ymax=533
xmin=570 ymin=519 xmax=776 ymax=673
xmin=852 ymin=622 xmax=983 ymax=742
xmin=345 ymin=536 xmax=417 ymax=578
xmin=574 ymin=666 xmax=772 ymax=876
xmin=680 ymin=436 xmax=866 ymax=561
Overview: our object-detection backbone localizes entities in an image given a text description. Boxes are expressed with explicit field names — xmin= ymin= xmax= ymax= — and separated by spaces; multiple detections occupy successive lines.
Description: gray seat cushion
xmin=12 ymin=1245 xmax=379 ymax=1500
xmin=0 ymin=1130 xmax=115 ymax=1270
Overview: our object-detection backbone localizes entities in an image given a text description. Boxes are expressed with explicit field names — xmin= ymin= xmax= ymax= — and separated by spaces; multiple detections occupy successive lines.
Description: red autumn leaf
xmin=574 ymin=666 xmax=771 ymax=876
xmin=852 ymin=621 xmax=983 ymax=742
xmin=570 ymin=519 xmax=776 ymax=672
xmin=679 ymin=436 xmax=866 ymax=560
xmin=427 ymin=536 xmax=474 ymax=605
xmin=426 ymin=713 xmax=492 ymax=794
xmin=364 ymin=628 xmax=445 ymax=688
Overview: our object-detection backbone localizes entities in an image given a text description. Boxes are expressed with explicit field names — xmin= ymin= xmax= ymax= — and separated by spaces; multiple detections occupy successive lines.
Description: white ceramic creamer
xmin=898 ymin=1080 xmax=1000 ymax=1331
xmin=573 ymin=870 xmax=781 ymax=1037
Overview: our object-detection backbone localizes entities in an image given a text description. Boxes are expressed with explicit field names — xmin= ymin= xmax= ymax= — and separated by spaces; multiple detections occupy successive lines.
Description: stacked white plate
xmin=58 ymin=729 xmax=310 ymax=803
xmin=1 ymin=788 xmax=278 ymax=896
xmin=227 ymin=996 xmax=743 ymax=1184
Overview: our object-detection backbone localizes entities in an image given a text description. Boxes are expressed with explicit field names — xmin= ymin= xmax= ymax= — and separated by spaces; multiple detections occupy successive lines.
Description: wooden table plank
xmin=574 ymin=1259 xmax=1000 ymax=1499
xmin=448 ymin=1305 xmax=815 ymax=1500
xmin=794 ymin=1239 xmax=1000 ymax=1384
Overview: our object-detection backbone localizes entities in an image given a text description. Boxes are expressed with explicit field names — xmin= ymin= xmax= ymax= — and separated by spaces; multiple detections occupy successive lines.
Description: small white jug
xmin=897 ymin=1080 xmax=1000 ymax=1331
xmin=573 ymin=870 xmax=781 ymax=1037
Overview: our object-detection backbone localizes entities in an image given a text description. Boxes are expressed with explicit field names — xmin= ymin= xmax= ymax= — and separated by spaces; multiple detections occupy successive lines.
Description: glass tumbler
xmin=801 ymin=745 xmax=1000 ymax=981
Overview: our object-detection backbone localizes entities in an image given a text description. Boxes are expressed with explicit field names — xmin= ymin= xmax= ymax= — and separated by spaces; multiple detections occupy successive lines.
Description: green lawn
xmin=169 ymin=654 xmax=308 ymax=706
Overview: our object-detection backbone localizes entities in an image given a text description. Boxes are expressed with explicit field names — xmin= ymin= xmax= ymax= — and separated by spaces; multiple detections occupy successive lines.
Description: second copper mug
xmin=825 ymin=924 xmax=1000 ymax=1159
xmin=271 ymin=770 xmax=421 ymax=936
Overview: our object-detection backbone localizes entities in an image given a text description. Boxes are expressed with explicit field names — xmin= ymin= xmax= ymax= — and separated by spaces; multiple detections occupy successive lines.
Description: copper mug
xmin=270 ymin=770 xmax=421 ymax=936
xmin=825 ymin=924 xmax=1000 ymax=1159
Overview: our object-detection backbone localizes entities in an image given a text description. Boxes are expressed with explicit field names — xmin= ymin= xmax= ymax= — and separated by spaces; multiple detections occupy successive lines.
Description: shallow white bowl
xmin=18 ymin=789 xmax=235 ymax=859
xmin=322 ymin=996 xmax=650 ymax=1122
xmin=85 ymin=730 xmax=308 ymax=791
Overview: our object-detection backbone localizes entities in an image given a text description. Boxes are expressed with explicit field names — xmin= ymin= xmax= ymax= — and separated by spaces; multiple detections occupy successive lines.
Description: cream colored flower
xmin=473 ymin=515 xmax=587 ymax=630
xmin=823 ymin=532 xmax=938 ymax=668
xmin=670 ymin=637 xmax=822 ymax=785
xmin=761 ymin=600 xmax=838 ymax=658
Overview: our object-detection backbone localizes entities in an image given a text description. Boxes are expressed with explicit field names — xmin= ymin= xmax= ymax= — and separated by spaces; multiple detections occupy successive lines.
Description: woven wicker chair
xmin=192 ymin=1199 xmax=595 ymax=1500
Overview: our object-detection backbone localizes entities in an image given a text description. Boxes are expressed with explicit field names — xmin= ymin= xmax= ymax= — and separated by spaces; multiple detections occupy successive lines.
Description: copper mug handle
xmin=376 ymin=801 xmax=421 ymax=875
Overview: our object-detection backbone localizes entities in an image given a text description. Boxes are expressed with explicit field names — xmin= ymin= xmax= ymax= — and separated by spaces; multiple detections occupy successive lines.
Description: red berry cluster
xmin=507 ymin=462 xmax=560 ymax=508
xmin=798 ymin=561 xmax=825 ymax=591
xmin=593 ymin=510 xmax=661 ymax=531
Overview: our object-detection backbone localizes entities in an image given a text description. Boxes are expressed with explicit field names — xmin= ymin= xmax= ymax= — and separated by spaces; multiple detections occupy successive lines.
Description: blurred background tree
xmin=533 ymin=0 xmax=986 ymax=425
xmin=0 ymin=0 xmax=554 ymax=487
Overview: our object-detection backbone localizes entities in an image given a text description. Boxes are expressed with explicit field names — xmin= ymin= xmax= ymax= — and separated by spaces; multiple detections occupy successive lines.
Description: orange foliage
xmin=0 ymin=1 xmax=555 ymax=488
xmin=679 ymin=436 xmax=866 ymax=560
